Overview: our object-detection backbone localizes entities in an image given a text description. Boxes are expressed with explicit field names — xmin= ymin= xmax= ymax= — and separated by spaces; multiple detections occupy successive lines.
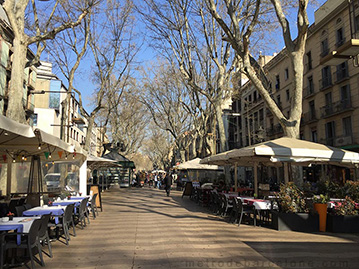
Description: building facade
xmin=230 ymin=0 xmax=359 ymax=183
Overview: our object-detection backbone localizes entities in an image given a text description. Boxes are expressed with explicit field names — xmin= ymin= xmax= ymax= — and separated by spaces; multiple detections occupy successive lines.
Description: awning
xmin=201 ymin=137 xmax=359 ymax=167
xmin=174 ymin=158 xmax=224 ymax=171
xmin=0 ymin=114 xmax=86 ymax=162
xmin=87 ymin=155 xmax=120 ymax=169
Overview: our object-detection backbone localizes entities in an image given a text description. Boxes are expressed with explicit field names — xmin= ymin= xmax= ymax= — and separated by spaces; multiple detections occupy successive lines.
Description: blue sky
xmin=50 ymin=0 xmax=326 ymax=115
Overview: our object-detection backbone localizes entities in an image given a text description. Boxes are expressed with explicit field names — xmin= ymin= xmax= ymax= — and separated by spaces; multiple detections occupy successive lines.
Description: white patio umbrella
xmin=200 ymin=137 xmax=359 ymax=195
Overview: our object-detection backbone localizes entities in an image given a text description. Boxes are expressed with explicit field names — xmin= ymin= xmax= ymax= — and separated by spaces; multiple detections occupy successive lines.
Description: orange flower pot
xmin=314 ymin=203 xmax=328 ymax=232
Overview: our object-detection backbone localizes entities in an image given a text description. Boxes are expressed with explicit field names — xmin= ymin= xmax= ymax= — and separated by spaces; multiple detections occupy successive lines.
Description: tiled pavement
xmin=37 ymin=187 xmax=359 ymax=268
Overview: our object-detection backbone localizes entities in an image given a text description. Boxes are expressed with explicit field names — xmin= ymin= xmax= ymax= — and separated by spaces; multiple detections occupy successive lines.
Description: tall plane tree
xmin=3 ymin=0 xmax=93 ymax=123
xmin=207 ymin=0 xmax=309 ymax=139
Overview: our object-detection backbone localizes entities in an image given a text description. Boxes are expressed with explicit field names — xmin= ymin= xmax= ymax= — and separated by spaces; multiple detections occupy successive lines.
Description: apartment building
xmin=230 ymin=0 xmax=359 ymax=182
xmin=33 ymin=61 xmax=101 ymax=156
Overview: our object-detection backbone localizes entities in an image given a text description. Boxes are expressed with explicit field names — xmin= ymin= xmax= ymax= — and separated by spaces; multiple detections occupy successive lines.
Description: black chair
xmin=49 ymin=204 xmax=75 ymax=245
xmin=8 ymin=199 xmax=18 ymax=215
xmin=38 ymin=214 xmax=52 ymax=258
xmin=2 ymin=219 xmax=44 ymax=268
xmin=24 ymin=204 xmax=33 ymax=210
xmin=18 ymin=197 xmax=26 ymax=206
xmin=15 ymin=205 xmax=26 ymax=217
xmin=237 ymin=198 xmax=256 ymax=228
xmin=75 ymin=198 xmax=90 ymax=228
xmin=221 ymin=194 xmax=233 ymax=218
xmin=89 ymin=193 xmax=98 ymax=219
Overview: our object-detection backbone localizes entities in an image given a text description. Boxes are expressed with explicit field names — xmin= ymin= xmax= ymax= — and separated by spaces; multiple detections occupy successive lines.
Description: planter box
xmin=327 ymin=215 xmax=359 ymax=233
xmin=272 ymin=211 xmax=319 ymax=232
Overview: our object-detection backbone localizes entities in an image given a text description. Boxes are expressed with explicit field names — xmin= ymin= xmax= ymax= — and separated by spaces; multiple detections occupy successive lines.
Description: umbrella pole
xmin=254 ymin=162 xmax=258 ymax=197
xmin=284 ymin=163 xmax=289 ymax=184
xmin=6 ymin=157 xmax=12 ymax=196
xmin=234 ymin=162 xmax=238 ymax=192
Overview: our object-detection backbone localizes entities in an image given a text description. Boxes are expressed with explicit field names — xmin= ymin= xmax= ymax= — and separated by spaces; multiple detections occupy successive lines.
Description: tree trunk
xmin=215 ymin=106 xmax=227 ymax=153
xmin=84 ymin=115 xmax=96 ymax=152
xmin=7 ymin=38 xmax=27 ymax=123
xmin=180 ymin=149 xmax=186 ymax=163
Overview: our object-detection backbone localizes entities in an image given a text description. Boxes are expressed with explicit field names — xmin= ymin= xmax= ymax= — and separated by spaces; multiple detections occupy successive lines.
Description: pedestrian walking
xmin=164 ymin=173 xmax=172 ymax=197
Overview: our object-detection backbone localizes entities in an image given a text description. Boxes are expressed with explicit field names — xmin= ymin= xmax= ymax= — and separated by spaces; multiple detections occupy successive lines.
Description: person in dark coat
xmin=164 ymin=173 xmax=172 ymax=196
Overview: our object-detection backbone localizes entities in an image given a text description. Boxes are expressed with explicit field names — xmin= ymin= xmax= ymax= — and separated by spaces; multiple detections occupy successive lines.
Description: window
xmin=324 ymin=92 xmax=333 ymax=116
xmin=253 ymin=91 xmax=257 ymax=102
xmin=325 ymin=92 xmax=332 ymax=106
xmin=321 ymin=38 xmax=329 ymax=57
xmin=336 ymin=61 xmax=348 ymax=81
xmin=285 ymin=68 xmax=289 ymax=80
xmin=336 ymin=27 xmax=345 ymax=47
xmin=309 ymin=100 xmax=315 ymax=120
xmin=340 ymin=85 xmax=351 ymax=108
xmin=355 ymin=14 xmax=359 ymax=36
xmin=321 ymin=66 xmax=332 ymax=88
xmin=275 ymin=75 xmax=280 ymax=90
xmin=308 ymin=75 xmax=314 ymax=94
xmin=343 ymin=117 xmax=352 ymax=136
xmin=325 ymin=121 xmax=336 ymax=146
xmin=311 ymin=130 xmax=318 ymax=142
xmin=30 ymin=113 xmax=38 ymax=127
xmin=306 ymin=51 xmax=312 ymax=70
xmin=286 ymin=89 xmax=290 ymax=101
xmin=276 ymin=95 xmax=281 ymax=108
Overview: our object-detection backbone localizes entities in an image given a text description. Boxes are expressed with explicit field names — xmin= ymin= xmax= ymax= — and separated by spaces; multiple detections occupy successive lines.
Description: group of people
xmin=132 ymin=171 xmax=173 ymax=196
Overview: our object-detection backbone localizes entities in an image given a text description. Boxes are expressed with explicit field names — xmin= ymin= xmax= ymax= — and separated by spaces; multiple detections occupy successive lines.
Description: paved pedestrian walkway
xmin=40 ymin=187 xmax=359 ymax=268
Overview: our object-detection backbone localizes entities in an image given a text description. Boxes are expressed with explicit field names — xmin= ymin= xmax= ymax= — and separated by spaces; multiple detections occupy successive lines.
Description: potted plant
xmin=48 ymin=200 xmax=53 ymax=206
xmin=327 ymin=196 xmax=359 ymax=233
xmin=313 ymin=194 xmax=330 ymax=232
xmin=7 ymin=211 xmax=14 ymax=221
xmin=272 ymin=183 xmax=318 ymax=232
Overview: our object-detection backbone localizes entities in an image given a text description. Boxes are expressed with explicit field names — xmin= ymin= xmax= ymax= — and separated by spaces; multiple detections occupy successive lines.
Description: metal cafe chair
xmin=2 ymin=219 xmax=44 ymax=268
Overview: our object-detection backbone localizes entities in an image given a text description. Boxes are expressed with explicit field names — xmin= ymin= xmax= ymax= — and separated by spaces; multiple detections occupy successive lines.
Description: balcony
xmin=320 ymin=99 xmax=353 ymax=118
xmin=301 ymin=111 xmax=318 ymax=124
xmin=266 ymin=124 xmax=283 ymax=137
xmin=228 ymin=140 xmax=242 ymax=150
xmin=336 ymin=38 xmax=346 ymax=48
xmin=319 ymin=77 xmax=332 ymax=91
xmin=335 ymin=68 xmax=349 ymax=83
xmin=303 ymin=85 xmax=315 ymax=98
xmin=320 ymin=135 xmax=353 ymax=148
xmin=320 ymin=48 xmax=329 ymax=58
xmin=23 ymin=97 xmax=34 ymax=113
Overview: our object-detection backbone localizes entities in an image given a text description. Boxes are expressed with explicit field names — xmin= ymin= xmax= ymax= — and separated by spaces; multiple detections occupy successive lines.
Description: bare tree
xmin=81 ymin=0 xmax=138 ymax=152
xmin=141 ymin=62 xmax=193 ymax=162
xmin=3 ymin=0 xmax=94 ymax=123
xmin=47 ymin=0 xmax=138 ymax=152
xmin=142 ymin=126 xmax=173 ymax=169
xmin=108 ymin=84 xmax=150 ymax=155
xmin=138 ymin=0 xmax=238 ymax=153
xmin=207 ymin=0 xmax=309 ymax=139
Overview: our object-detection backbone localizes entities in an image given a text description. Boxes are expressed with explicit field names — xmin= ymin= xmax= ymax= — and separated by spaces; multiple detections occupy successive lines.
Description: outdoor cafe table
xmin=239 ymin=197 xmax=273 ymax=210
xmin=69 ymin=196 xmax=89 ymax=201
xmin=23 ymin=205 xmax=66 ymax=224
xmin=53 ymin=199 xmax=81 ymax=207
xmin=0 ymin=217 xmax=39 ymax=244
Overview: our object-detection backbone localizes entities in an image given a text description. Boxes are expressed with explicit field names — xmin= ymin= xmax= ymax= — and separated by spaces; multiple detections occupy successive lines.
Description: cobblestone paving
xmin=38 ymin=187 xmax=359 ymax=268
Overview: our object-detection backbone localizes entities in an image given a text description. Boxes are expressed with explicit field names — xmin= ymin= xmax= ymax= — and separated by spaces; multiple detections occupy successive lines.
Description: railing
xmin=320 ymin=99 xmax=352 ymax=118
xmin=335 ymin=68 xmax=349 ymax=83
xmin=320 ymin=48 xmax=329 ymax=58
xmin=302 ymin=111 xmax=318 ymax=124
xmin=303 ymin=85 xmax=315 ymax=98
xmin=266 ymin=124 xmax=282 ymax=136
xmin=336 ymin=38 xmax=346 ymax=48
xmin=319 ymin=77 xmax=332 ymax=90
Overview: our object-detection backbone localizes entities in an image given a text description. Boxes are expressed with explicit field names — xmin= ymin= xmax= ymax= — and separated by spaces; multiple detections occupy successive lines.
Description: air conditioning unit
xmin=335 ymin=136 xmax=353 ymax=146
